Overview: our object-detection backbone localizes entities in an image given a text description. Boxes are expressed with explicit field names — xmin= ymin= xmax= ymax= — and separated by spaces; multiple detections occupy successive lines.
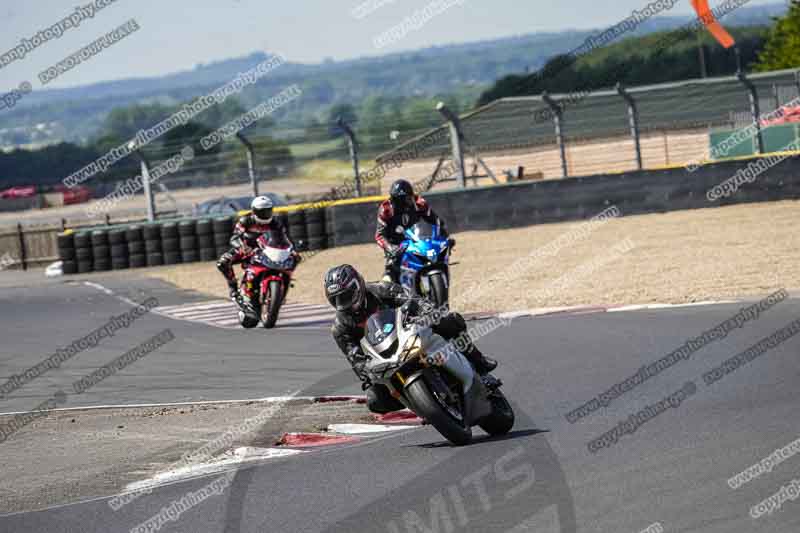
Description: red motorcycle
xmin=237 ymin=233 xmax=300 ymax=329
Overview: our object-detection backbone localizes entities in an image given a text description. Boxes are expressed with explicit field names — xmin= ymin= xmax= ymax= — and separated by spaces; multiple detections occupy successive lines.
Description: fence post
xmin=235 ymin=132 xmax=259 ymax=198
xmin=436 ymin=102 xmax=466 ymax=188
xmin=773 ymin=84 xmax=781 ymax=111
xmin=130 ymin=143 xmax=156 ymax=222
xmin=795 ymin=70 xmax=800 ymax=99
xmin=542 ymin=91 xmax=569 ymax=178
xmin=16 ymin=223 xmax=27 ymax=271
xmin=737 ymin=71 xmax=765 ymax=155
xmin=336 ymin=117 xmax=361 ymax=197
xmin=617 ymin=83 xmax=643 ymax=171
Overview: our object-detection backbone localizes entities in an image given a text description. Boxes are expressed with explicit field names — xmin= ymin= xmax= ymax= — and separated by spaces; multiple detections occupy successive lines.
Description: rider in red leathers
xmin=217 ymin=196 xmax=298 ymax=307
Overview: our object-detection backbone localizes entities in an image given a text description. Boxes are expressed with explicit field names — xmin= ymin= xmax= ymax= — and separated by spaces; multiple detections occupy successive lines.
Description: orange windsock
xmin=690 ymin=0 xmax=736 ymax=48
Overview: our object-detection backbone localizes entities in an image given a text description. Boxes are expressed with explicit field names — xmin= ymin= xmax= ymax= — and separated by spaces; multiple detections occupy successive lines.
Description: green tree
xmin=195 ymin=99 xmax=250 ymax=130
xmin=163 ymin=122 xmax=220 ymax=155
xmin=98 ymin=103 xmax=172 ymax=140
xmin=327 ymin=103 xmax=358 ymax=138
xmin=755 ymin=0 xmax=800 ymax=71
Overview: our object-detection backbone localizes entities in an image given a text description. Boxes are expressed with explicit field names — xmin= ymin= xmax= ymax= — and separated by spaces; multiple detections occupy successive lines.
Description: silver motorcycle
xmin=360 ymin=305 xmax=514 ymax=445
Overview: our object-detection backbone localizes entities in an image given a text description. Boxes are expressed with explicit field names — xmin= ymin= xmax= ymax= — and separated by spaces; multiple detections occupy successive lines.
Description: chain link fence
xmin=377 ymin=67 xmax=800 ymax=188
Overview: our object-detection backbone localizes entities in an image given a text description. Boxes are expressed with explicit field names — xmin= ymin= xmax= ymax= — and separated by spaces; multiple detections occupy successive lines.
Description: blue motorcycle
xmin=398 ymin=220 xmax=452 ymax=307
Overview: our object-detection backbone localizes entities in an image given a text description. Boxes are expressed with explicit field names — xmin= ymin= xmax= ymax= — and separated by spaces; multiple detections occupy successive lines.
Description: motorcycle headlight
xmin=400 ymin=335 xmax=425 ymax=362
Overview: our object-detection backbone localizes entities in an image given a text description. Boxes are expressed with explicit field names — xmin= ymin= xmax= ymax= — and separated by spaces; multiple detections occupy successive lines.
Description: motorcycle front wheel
xmin=405 ymin=374 xmax=472 ymax=446
xmin=261 ymin=280 xmax=283 ymax=329
xmin=427 ymin=273 xmax=448 ymax=308
xmin=478 ymin=389 xmax=515 ymax=436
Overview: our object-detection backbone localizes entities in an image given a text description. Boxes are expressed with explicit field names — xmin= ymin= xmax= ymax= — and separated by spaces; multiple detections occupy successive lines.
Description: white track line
xmin=155 ymin=301 xmax=232 ymax=312
xmin=156 ymin=299 xmax=334 ymax=329
xmin=608 ymin=300 xmax=738 ymax=313
xmin=82 ymin=281 xmax=156 ymax=312
xmin=327 ymin=423 xmax=420 ymax=434
xmin=124 ymin=447 xmax=306 ymax=492
xmin=0 ymin=396 xmax=316 ymax=417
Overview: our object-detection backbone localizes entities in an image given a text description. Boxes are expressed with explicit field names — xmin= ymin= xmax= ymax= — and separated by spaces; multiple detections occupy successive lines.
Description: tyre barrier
xmin=178 ymin=220 xmax=197 ymax=263
xmin=109 ymin=229 xmax=129 ymax=271
xmin=305 ymin=208 xmax=328 ymax=251
xmin=124 ymin=225 xmax=145 ymax=269
xmin=55 ymin=201 xmax=357 ymax=275
xmin=92 ymin=230 xmax=111 ymax=272
xmin=57 ymin=232 xmax=77 ymax=275
xmin=74 ymin=231 xmax=93 ymax=273
xmin=212 ymin=216 xmax=234 ymax=258
xmin=56 ymin=217 xmax=227 ymax=275
xmin=287 ymin=209 xmax=308 ymax=247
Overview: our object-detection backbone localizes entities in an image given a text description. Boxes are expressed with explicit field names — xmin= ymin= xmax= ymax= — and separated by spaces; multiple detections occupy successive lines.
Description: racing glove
xmin=346 ymin=346 xmax=370 ymax=384
xmin=388 ymin=242 xmax=407 ymax=260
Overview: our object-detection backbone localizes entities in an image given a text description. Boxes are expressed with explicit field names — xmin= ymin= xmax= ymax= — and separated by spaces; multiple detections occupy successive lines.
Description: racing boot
xmin=228 ymin=282 xmax=241 ymax=304
xmin=463 ymin=345 xmax=498 ymax=376
xmin=238 ymin=299 xmax=259 ymax=329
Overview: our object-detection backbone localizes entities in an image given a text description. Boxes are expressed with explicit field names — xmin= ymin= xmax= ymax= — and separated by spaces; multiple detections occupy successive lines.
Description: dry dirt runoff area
xmin=144 ymin=200 xmax=800 ymax=313
xmin=0 ymin=398 xmax=373 ymax=514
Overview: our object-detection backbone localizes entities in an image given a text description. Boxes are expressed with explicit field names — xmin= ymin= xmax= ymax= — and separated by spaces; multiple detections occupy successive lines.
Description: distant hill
xmin=1 ymin=2 xmax=787 ymax=148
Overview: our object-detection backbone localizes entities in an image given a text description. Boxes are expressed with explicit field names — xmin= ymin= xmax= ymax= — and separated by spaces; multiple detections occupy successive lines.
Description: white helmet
xmin=251 ymin=196 xmax=274 ymax=224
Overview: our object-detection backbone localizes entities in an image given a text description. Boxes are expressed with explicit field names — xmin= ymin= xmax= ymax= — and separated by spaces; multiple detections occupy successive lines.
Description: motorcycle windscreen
xmin=405 ymin=220 xmax=438 ymax=241
xmin=263 ymin=246 xmax=292 ymax=264
xmin=253 ymin=251 xmax=294 ymax=270
xmin=364 ymin=308 xmax=399 ymax=358
xmin=257 ymin=230 xmax=291 ymax=250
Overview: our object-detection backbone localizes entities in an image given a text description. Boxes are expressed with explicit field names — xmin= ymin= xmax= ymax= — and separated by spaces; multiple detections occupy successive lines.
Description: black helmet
xmin=324 ymin=264 xmax=366 ymax=312
xmin=389 ymin=179 xmax=415 ymax=211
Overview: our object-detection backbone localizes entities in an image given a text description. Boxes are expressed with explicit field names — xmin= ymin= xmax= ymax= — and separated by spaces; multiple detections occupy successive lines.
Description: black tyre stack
xmin=109 ymin=229 xmax=129 ymax=271
xmin=178 ymin=220 xmax=198 ymax=263
xmin=57 ymin=233 xmax=77 ymax=275
xmin=161 ymin=222 xmax=181 ymax=265
xmin=287 ymin=210 xmax=307 ymax=250
xmin=197 ymin=219 xmax=217 ymax=261
xmin=213 ymin=216 xmax=234 ymax=258
xmin=74 ymin=232 xmax=93 ymax=273
xmin=126 ymin=225 xmax=146 ymax=268
xmin=144 ymin=224 xmax=163 ymax=267
xmin=53 ymin=206 xmax=329 ymax=275
xmin=305 ymin=208 xmax=328 ymax=251
xmin=92 ymin=230 xmax=111 ymax=272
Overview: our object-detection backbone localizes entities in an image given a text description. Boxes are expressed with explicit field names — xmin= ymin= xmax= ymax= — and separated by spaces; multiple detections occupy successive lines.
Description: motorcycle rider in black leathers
xmin=325 ymin=264 xmax=497 ymax=414
xmin=375 ymin=179 xmax=453 ymax=283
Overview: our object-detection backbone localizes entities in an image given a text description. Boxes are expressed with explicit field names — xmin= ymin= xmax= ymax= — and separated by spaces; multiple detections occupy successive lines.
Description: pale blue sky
xmin=0 ymin=0 xmax=781 ymax=90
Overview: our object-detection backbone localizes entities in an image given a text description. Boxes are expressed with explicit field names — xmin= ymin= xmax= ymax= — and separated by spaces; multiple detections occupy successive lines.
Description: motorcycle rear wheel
xmin=406 ymin=375 xmax=472 ymax=446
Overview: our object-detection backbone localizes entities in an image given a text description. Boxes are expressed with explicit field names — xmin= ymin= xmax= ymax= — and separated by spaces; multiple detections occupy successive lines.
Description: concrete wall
xmin=0 ymin=196 xmax=42 ymax=213
xmin=327 ymin=154 xmax=800 ymax=246
xmin=6 ymin=153 xmax=798 ymax=264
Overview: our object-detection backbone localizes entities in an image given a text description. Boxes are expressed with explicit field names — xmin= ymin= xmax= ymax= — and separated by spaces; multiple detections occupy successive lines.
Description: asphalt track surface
xmin=1 ymin=272 xmax=799 ymax=532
